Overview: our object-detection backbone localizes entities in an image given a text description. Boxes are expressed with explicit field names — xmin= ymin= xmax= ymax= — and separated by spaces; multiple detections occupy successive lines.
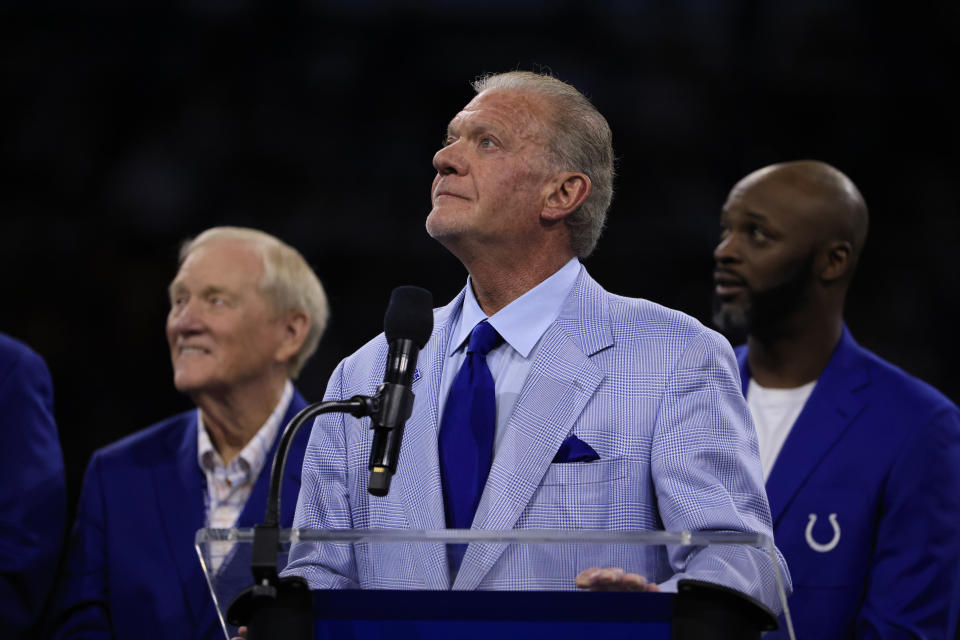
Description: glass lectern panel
xmin=196 ymin=528 xmax=793 ymax=640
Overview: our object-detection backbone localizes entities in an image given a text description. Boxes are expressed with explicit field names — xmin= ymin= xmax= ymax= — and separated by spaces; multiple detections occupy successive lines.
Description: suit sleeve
xmin=0 ymin=343 xmax=66 ymax=638
xmin=283 ymin=360 xmax=360 ymax=588
xmin=651 ymin=326 xmax=791 ymax=613
xmin=50 ymin=453 xmax=114 ymax=639
xmin=855 ymin=405 xmax=960 ymax=638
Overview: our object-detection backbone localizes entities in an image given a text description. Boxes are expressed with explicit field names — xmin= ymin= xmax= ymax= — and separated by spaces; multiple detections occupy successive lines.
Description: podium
xmin=196 ymin=528 xmax=794 ymax=640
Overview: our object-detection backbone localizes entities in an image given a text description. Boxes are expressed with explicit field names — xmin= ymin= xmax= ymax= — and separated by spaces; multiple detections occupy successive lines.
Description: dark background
xmin=2 ymin=1 xmax=958 ymax=518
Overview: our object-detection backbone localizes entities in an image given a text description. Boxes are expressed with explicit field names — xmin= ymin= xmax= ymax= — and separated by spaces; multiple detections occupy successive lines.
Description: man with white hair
xmin=52 ymin=227 xmax=329 ymax=640
xmin=284 ymin=71 xmax=789 ymax=611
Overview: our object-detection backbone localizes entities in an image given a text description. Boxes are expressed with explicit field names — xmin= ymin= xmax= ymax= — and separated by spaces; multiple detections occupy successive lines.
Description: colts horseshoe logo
xmin=805 ymin=513 xmax=841 ymax=553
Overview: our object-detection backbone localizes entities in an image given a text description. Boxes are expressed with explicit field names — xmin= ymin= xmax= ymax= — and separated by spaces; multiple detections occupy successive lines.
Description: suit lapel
xmin=454 ymin=272 xmax=611 ymax=589
xmin=236 ymin=389 xmax=309 ymax=528
xmin=194 ymin=390 xmax=309 ymax=637
xmin=736 ymin=347 xmax=750 ymax=396
xmin=760 ymin=329 xmax=869 ymax=524
xmin=151 ymin=412 xmax=213 ymax=628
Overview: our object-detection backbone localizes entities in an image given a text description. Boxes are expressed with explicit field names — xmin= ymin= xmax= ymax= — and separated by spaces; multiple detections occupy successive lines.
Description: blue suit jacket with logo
xmin=51 ymin=389 xmax=310 ymax=640
xmin=737 ymin=328 xmax=960 ymax=639
xmin=0 ymin=333 xmax=66 ymax=638
xmin=286 ymin=269 xmax=790 ymax=611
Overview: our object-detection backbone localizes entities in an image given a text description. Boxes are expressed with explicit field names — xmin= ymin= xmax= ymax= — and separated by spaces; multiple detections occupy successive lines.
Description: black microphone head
xmin=384 ymin=286 xmax=433 ymax=347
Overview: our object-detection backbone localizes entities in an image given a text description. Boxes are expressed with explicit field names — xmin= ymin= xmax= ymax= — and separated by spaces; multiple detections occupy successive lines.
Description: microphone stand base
xmin=227 ymin=575 xmax=312 ymax=640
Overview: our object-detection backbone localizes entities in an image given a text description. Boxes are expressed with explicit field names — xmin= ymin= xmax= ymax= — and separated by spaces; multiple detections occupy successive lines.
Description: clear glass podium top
xmin=196 ymin=527 xmax=793 ymax=640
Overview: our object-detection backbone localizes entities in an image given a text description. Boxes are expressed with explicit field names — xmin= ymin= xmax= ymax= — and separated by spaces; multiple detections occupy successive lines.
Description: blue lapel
xmin=454 ymin=270 xmax=611 ymax=589
xmin=150 ymin=412 xmax=215 ymax=630
xmin=743 ymin=328 xmax=870 ymax=524
xmin=736 ymin=348 xmax=750 ymax=398
xmin=236 ymin=388 xmax=310 ymax=528
xmin=151 ymin=390 xmax=311 ymax=632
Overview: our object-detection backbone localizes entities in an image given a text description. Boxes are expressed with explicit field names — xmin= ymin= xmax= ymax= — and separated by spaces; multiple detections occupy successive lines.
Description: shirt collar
xmin=196 ymin=379 xmax=294 ymax=477
xmin=449 ymin=257 xmax=582 ymax=358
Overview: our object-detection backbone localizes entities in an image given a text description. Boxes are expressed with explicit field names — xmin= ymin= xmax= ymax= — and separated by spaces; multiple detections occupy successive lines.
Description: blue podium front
xmin=312 ymin=590 xmax=673 ymax=640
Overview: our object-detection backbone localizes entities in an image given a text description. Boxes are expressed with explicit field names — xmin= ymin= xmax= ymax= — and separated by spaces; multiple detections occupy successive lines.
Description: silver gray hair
xmin=179 ymin=226 xmax=329 ymax=379
xmin=471 ymin=71 xmax=614 ymax=258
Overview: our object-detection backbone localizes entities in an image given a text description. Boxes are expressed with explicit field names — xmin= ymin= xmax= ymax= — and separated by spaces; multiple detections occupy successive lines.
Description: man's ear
xmin=275 ymin=310 xmax=310 ymax=363
xmin=541 ymin=172 xmax=591 ymax=222
xmin=820 ymin=241 xmax=853 ymax=282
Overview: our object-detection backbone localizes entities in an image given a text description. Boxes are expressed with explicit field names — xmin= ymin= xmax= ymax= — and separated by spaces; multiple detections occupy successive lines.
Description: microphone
xmin=368 ymin=286 xmax=434 ymax=497
xmin=229 ymin=287 xmax=433 ymax=635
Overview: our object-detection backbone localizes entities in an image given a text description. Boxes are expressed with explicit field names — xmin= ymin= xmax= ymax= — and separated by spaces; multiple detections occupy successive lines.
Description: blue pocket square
xmin=552 ymin=434 xmax=600 ymax=463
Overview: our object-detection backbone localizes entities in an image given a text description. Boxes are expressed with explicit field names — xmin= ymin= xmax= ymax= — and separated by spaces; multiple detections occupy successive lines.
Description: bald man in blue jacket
xmin=713 ymin=161 xmax=960 ymax=638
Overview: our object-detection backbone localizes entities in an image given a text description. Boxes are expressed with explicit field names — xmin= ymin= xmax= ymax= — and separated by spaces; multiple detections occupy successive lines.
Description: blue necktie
xmin=439 ymin=320 xmax=500 ymax=569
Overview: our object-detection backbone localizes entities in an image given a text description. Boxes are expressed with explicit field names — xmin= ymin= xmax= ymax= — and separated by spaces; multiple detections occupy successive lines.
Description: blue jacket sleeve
xmin=50 ymin=452 xmax=114 ymax=639
xmin=855 ymin=406 xmax=960 ymax=638
xmin=0 ymin=338 xmax=66 ymax=638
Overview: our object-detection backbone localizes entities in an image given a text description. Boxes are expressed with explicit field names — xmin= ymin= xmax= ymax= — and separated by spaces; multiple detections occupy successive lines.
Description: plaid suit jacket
xmin=286 ymin=269 xmax=790 ymax=611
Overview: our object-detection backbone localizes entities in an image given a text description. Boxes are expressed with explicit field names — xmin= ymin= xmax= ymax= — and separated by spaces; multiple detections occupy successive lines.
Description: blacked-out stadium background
xmin=2 ymin=1 xmax=958 ymax=519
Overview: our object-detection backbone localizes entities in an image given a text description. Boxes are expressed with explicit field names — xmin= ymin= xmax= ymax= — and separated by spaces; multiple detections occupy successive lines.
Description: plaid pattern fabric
xmin=285 ymin=271 xmax=790 ymax=611
xmin=198 ymin=381 xmax=293 ymax=571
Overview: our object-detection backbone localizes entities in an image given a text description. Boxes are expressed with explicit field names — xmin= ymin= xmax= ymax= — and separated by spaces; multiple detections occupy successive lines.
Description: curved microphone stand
xmin=225 ymin=396 xmax=374 ymax=640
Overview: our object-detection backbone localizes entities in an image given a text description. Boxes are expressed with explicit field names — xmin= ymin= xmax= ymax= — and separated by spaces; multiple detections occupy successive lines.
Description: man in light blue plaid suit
xmin=285 ymin=71 xmax=790 ymax=611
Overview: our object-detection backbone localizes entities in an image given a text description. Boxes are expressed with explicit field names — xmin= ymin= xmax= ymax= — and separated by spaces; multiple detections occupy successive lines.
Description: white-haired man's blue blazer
xmin=286 ymin=269 xmax=790 ymax=611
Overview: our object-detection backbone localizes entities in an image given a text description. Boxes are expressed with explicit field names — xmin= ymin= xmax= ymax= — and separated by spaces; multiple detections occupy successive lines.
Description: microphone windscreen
xmin=384 ymin=286 xmax=434 ymax=347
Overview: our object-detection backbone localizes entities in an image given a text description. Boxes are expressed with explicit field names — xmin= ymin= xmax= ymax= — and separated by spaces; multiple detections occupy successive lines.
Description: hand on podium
xmin=575 ymin=567 xmax=662 ymax=592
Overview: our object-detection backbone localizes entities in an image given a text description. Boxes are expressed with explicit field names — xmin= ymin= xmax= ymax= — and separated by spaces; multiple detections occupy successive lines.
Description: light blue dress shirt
xmin=437 ymin=257 xmax=582 ymax=454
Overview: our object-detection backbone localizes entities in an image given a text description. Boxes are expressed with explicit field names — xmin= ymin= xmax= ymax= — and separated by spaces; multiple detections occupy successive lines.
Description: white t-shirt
xmin=746 ymin=378 xmax=818 ymax=480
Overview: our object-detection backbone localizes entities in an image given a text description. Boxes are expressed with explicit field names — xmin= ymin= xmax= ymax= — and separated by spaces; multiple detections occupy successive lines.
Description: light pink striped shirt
xmin=197 ymin=380 xmax=293 ymax=571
